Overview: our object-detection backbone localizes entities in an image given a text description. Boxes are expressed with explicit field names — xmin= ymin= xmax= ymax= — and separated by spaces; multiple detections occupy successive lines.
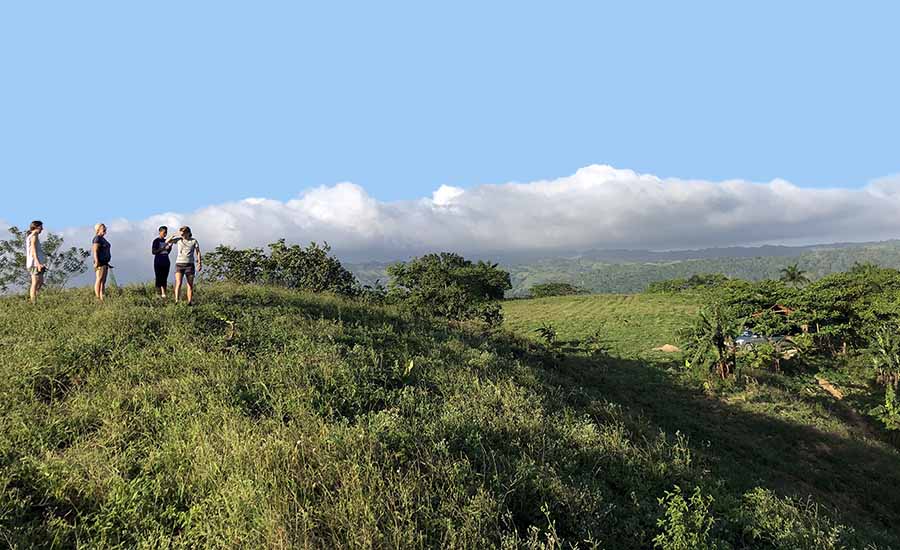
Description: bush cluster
xmin=203 ymin=240 xmax=358 ymax=296
xmin=387 ymin=253 xmax=511 ymax=326
xmin=528 ymin=282 xmax=588 ymax=298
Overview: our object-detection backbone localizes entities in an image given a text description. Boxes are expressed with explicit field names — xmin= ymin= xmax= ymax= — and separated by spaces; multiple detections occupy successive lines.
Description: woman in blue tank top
xmin=92 ymin=223 xmax=112 ymax=302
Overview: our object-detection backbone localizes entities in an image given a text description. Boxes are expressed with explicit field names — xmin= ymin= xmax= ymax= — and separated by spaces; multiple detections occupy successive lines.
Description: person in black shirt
xmin=152 ymin=226 xmax=173 ymax=298
xmin=92 ymin=223 xmax=112 ymax=302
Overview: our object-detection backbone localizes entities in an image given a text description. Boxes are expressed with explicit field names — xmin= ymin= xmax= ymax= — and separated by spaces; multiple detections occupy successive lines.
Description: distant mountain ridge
xmin=348 ymin=239 xmax=900 ymax=295
xmin=572 ymin=241 xmax=890 ymax=263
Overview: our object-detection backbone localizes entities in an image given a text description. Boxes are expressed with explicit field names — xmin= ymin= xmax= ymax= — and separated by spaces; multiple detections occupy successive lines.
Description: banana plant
xmin=680 ymin=303 xmax=744 ymax=379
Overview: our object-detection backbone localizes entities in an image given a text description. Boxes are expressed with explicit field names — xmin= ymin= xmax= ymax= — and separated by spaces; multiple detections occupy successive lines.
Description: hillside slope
xmin=2 ymin=286 xmax=899 ymax=548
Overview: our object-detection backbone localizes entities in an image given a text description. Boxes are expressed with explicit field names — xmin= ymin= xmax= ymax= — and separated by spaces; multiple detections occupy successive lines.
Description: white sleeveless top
xmin=175 ymin=238 xmax=199 ymax=265
xmin=25 ymin=231 xmax=46 ymax=268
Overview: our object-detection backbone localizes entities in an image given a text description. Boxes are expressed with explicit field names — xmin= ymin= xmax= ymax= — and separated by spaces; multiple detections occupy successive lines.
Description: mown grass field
xmin=1 ymin=285 xmax=899 ymax=548
xmin=503 ymin=293 xmax=699 ymax=360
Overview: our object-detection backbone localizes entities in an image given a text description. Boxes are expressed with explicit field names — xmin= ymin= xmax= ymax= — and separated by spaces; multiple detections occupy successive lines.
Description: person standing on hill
xmin=25 ymin=220 xmax=47 ymax=304
xmin=152 ymin=226 xmax=173 ymax=298
xmin=167 ymin=226 xmax=201 ymax=305
xmin=92 ymin=223 xmax=112 ymax=302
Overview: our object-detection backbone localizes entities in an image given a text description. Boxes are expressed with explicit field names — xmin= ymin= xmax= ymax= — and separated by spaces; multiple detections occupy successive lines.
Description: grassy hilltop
xmin=2 ymin=285 xmax=900 ymax=548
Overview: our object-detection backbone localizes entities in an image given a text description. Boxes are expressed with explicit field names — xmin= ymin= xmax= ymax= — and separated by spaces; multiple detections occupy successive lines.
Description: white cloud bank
xmin=30 ymin=165 xmax=900 ymax=284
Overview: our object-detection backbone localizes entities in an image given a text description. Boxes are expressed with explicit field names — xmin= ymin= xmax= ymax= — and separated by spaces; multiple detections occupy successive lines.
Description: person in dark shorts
xmin=166 ymin=226 xmax=202 ymax=305
xmin=92 ymin=223 xmax=112 ymax=302
xmin=152 ymin=226 xmax=173 ymax=298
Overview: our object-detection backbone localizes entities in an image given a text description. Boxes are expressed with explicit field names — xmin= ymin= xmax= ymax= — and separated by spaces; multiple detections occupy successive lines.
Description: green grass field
xmin=503 ymin=293 xmax=699 ymax=361
xmin=2 ymin=286 xmax=899 ymax=548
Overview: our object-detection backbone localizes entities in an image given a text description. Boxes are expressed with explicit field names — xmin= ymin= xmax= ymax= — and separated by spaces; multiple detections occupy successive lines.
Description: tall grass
xmin=1 ymin=285 xmax=896 ymax=548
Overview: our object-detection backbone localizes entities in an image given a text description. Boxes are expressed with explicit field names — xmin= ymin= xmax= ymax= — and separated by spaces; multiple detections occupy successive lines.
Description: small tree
xmin=871 ymin=325 xmax=900 ymax=389
xmin=534 ymin=322 xmax=558 ymax=346
xmin=387 ymin=252 xmax=511 ymax=325
xmin=680 ymin=303 xmax=743 ymax=379
xmin=779 ymin=264 xmax=810 ymax=288
xmin=0 ymin=226 xmax=89 ymax=292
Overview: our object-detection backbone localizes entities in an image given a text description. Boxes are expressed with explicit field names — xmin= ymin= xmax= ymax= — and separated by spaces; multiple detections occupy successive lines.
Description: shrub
xmin=583 ymin=326 xmax=610 ymax=358
xmin=735 ymin=488 xmax=853 ymax=549
xmin=0 ymin=226 xmax=89 ymax=291
xmin=529 ymin=282 xmax=587 ymax=298
xmin=869 ymin=324 xmax=900 ymax=388
xmin=653 ymin=486 xmax=718 ymax=550
xmin=266 ymin=240 xmax=357 ymax=295
xmin=203 ymin=245 xmax=268 ymax=284
xmin=387 ymin=252 xmax=511 ymax=326
xmin=744 ymin=341 xmax=777 ymax=371
xmin=534 ymin=322 xmax=558 ymax=347
xmin=357 ymin=279 xmax=388 ymax=305
xmin=203 ymin=240 xmax=358 ymax=296
xmin=869 ymin=384 xmax=900 ymax=431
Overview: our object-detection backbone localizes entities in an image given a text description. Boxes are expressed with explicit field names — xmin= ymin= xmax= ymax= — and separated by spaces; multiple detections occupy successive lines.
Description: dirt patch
xmin=653 ymin=344 xmax=681 ymax=353
xmin=816 ymin=376 xmax=844 ymax=400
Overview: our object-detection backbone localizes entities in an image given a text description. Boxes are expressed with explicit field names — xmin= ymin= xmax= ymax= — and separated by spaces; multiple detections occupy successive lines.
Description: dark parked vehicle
xmin=735 ymin=329 xmax=786 ymax=348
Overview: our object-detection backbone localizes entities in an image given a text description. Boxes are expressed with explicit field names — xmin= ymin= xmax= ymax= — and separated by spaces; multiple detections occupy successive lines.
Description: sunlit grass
xmin=1 ymin=285 xmax=897 ymax=548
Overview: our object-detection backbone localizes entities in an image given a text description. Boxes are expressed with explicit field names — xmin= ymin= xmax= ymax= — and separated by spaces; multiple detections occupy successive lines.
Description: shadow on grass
xmin=539 ymin=352 xmax=900 ymax=541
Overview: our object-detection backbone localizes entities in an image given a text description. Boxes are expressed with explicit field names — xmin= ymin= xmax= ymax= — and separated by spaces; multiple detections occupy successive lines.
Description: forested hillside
xmin=350 ymin=240 xmax=900 ymax=295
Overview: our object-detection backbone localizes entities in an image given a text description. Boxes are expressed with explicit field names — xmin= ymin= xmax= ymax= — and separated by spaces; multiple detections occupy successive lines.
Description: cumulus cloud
xmin=29 ymin=165 xmax=900 ymax=285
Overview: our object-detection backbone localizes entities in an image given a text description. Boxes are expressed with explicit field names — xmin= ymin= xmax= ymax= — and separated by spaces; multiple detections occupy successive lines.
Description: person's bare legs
xmin=101 ymin=267 xmax=108 ymax=300
xmin=95 ymin=266 xmax=108 ymax=302
xmin=185 ymin=273 xmax=194 ymax=305
xmin=29 ymin=272 xmax=43 ymax=303
xmin=174 ymin=272 xmax=183 ymax=303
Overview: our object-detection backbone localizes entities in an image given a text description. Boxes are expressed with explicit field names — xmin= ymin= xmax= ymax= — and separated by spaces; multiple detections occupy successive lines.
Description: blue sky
xmin=1 ymin=2 xmax=898 ymax=230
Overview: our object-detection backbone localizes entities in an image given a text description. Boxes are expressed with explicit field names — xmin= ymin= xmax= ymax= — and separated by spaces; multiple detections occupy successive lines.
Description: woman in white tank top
xmin=25 ymin=220 xmax=47 ymax=303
